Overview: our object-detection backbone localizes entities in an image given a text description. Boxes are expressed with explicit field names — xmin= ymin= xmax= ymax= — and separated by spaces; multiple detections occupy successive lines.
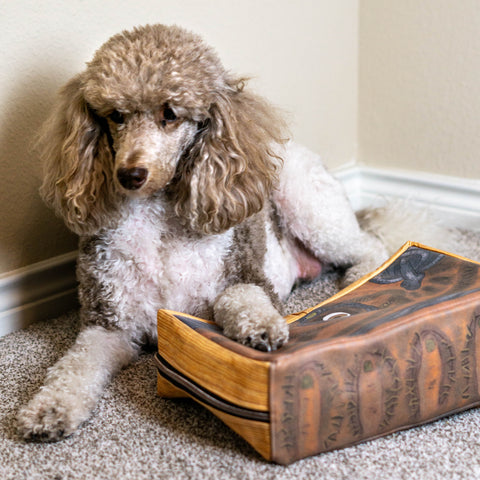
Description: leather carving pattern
xmin=270 ymin=248 xmax=480 ymax=463
xmin=163 ymin=246 xmax=480 ymax=464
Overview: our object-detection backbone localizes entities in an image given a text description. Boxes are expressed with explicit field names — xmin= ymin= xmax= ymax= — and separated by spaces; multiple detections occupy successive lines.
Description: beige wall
xmin=2 ymin=1 xmax=480 ymax=276
xmin=359 ymin=0 xmax=480 ymax=178
xmin=0 ymin=0 xmax=358 ymax=274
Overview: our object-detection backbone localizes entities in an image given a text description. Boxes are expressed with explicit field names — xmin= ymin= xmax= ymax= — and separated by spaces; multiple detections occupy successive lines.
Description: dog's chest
xmin=112 ymin=212 xmax=232 ymax=315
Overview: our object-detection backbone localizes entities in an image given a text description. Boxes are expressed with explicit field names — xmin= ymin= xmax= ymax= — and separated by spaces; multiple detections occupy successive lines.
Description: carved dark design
xmin=370 ymin=246 xmax=444 ymax=290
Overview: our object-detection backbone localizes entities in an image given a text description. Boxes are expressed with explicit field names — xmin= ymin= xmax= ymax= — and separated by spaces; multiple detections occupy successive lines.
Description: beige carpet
xmin=3 ymin=261 xmax=480 ymax=480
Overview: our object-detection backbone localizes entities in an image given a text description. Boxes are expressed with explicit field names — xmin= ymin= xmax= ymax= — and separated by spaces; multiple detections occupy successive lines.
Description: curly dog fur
xmin=18 ymin=24 xmax=389 ymax=441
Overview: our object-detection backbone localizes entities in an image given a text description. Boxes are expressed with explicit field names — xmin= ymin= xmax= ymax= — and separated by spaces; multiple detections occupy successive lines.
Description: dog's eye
xmin=163 ymin=106 xmax=177 ymax=122
xmin=158 ymin=104 xmax=178 ymax=127
xmin=109 ymin=110 xmax=125 ymax=124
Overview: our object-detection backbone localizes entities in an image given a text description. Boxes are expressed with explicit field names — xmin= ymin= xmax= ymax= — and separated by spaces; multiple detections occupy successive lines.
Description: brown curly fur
xmin=38 ymin=24 xmax=287 ymax=236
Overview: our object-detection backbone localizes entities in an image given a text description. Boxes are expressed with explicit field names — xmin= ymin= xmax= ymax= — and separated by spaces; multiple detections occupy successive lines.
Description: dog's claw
xmin=255 ymin=341 xmax=272 ymax=352
xmin=255 ymin=332 xmax=273 ymax=352
xmin=243 ymin=330 xmax=287 ymax=352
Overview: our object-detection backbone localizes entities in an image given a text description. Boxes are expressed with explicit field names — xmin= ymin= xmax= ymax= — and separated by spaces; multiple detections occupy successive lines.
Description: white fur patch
xmin=102 ymin=199 xmax=232 ymax=334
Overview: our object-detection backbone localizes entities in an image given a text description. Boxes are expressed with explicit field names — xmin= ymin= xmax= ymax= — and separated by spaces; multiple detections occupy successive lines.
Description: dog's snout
xmin=117 ymin=167 xmax=149 ymax=190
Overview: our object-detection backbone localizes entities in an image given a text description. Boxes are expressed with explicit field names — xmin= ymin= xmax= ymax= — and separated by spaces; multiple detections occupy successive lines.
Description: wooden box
xmin=156 ymin=242 xmax=480 ymax=464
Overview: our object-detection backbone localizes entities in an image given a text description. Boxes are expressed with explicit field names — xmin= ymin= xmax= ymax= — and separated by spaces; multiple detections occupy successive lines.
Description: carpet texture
xmin=3 ymin=246 xmax=480 ymax=479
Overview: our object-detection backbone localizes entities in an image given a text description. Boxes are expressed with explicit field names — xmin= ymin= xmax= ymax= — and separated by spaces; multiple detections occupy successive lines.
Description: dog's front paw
xmin=17 ymin=391 xmax=82 ymax=442
xmin=214 ymin=284 xmax=289 ymax=352
xmin=240 ymin=316 xmax=289 ymax=352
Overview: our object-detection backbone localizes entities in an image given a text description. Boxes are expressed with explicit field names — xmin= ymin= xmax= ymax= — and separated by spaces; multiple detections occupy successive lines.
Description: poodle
xmin=18 ymin=24 xmax=390 ymax=442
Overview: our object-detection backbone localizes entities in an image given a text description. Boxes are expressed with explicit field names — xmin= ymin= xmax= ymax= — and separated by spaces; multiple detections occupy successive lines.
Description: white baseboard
xmin=335 ymin=165 xmax=480 ymax=229
xmin=0 ymin=165 xmax=479 ymax=337
xmin=0 ymin=251 xmax=78 ymax=337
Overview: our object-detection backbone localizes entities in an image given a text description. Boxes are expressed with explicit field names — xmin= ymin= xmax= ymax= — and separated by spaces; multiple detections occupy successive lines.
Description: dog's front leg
xmin=17 ymin=325 xmax=138 ymax=442
xmin=213 ymin=284 xmax=289 ymax=352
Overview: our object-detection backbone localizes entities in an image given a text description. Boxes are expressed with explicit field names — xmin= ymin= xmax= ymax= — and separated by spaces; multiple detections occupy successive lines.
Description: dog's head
xmin=39 ymin=24 xmax=286 ymax=235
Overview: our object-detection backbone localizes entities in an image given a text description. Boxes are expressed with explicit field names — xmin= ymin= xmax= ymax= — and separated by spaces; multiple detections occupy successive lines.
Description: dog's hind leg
xmin=17 ymin=326 xmax=138 ymax=442
xmin=274 ymin=143 xmax=389 ymax=286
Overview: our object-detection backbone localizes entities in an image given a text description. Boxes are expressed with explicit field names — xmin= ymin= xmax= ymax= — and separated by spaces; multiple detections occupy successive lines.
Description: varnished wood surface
xmin=157 ymin=310 xmax=271 ymax=411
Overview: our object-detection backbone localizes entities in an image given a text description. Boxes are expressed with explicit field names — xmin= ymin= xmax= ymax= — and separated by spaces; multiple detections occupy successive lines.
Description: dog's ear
xmin=38 ymin=74 xmax=117 ymax=235
xmin=172 ymin=80 xmax=287 ymax=234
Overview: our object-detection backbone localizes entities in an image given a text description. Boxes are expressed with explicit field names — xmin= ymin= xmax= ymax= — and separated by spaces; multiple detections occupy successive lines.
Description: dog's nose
xmin=117 ymin=167 xmax=148 ymax=190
